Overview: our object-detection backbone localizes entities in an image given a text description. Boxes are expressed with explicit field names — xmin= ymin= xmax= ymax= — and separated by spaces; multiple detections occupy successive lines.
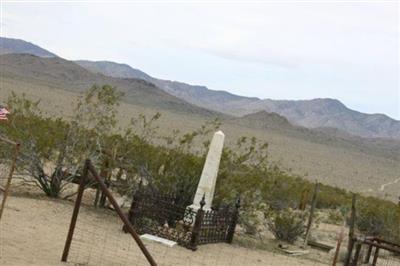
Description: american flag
xmin=0 ymin=106 xmax=10 ymax=121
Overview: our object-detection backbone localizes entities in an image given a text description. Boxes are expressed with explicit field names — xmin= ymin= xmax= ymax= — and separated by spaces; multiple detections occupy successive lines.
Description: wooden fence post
xmin=345 ymin=193 xmax=357 ymax=266
xmin=190 ymin=194 xmax=205 ymax=251
xmin=226 ymin=197 xmax=240 ymax=244
xmin=304 ymin=181 xmax=319 ymax=247
xmin=298 ymin=188 xmax=309 ymax=211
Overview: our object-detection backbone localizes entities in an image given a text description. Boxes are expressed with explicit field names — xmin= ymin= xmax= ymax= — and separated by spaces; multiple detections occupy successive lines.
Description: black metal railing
xmin=345 ymin=236 xmax=400 ymax=266
xmin=125 ymin=185 xmax=240 ymax=250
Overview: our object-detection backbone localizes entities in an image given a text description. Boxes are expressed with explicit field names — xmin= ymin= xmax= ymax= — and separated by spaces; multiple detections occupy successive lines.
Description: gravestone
xmin=189 ymin=130 xmax=225 ymax=211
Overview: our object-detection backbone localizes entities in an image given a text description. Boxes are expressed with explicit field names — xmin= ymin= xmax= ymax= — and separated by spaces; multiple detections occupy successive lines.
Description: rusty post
xmin=298 ymin=188 xmax=309 ymax=211
xmin=364 ymin=242 xmax=373 ymax=264
xmin=332 ymin=226 xmax=345 ymax=266
xmin=190 ymin=194 xmax=205 ymax=251
xmin=352 ymin=241 xmax=362 ymax=266
xmin=86 ymin=161 xmax=157 ymax=266
xmin=345 ymin=193 xmax=357 ymax=266
xmin=61 ymin=159 xmax=89 ymax=262
xmin=304 ymin=181 xmax=319 ymax=247
xmin=123 ymin=180 xmax=143 ymax=233
xmin=226 ymin=197 xmax=240 ymax=244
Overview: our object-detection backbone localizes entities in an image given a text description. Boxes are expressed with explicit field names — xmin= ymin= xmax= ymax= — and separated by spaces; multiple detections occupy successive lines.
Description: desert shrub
xmin=356 ymin=197 xmax=400 ymax=243
xmin=267 ymin=209 xmax=306 ymax=243
xmin=325 ymin=209 xmax=345 ymax=225
xmin=2 ymin=85 xmax=400 ymax=242
xmin=1 ymin=85 xmax=122 ymax=198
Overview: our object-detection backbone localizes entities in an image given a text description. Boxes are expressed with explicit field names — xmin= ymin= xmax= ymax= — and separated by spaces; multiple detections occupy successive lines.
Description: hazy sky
xmin=1 ymin=1 xmax=399 ymax=119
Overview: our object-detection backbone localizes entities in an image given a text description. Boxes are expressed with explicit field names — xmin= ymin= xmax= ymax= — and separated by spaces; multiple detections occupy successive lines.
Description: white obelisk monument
xmin=189 ymin=130 xmax=225 ymax=211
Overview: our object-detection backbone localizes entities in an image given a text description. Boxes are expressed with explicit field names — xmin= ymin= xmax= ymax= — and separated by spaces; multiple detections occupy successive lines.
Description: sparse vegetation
xmin=267 ymin=209 xmax=306 ymax=243
xmin=1 ymin=86 xmax=399 ymax=245
xmin=325 ymin=209 xmax=345 ymax=225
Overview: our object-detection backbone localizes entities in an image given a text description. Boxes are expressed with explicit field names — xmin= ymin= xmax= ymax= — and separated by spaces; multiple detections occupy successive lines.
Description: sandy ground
xmin=0 ymin=194 xmax=332 ymax=266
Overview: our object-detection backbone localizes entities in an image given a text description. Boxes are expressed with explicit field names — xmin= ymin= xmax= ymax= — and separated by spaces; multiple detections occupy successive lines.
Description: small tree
xmin=2 ymin=85 xmax=122 ymax=198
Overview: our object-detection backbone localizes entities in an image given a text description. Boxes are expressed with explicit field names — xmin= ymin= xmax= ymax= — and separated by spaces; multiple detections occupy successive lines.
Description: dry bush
xmin=267 ymin=208 xmax=306 ymax=243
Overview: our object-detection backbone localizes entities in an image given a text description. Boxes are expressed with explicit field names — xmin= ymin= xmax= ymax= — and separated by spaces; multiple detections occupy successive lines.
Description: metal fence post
xmin=0 ymin=141 xmax=20 ymax=220
xmin=123 ymin=180 xmax=143 ymax=232
xmin=226 ymin=197 xmax=240 ymax=244
xmin=190 ymin=194 xmax=205 ymax=251
xmin=61 ymin=159 xmax=89 ymax=262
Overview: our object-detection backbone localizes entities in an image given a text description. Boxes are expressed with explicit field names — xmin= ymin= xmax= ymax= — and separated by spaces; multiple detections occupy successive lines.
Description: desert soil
xmin=1 ymin=193 xmax=331 ymax=266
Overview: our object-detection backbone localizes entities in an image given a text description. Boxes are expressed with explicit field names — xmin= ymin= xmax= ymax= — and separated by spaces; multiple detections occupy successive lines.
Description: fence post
xmin=123 ymin=180 xmax=143 ymax=233
xmin=189 ymin=194 xmax=205 ymax=251
xmin=352 ymin=240 xmax=362 ymax=266
xmin=364 ymin=242 xmax=373 ymax=264
xmin=227 ymin=197 xmax=240 ymax=244
xmin=345 ymin=193 xmax=357 ymax=266
xmin=332 ymin=225 xmax=345 ymax=266
xmin=0 ymin=141 xmax=20 ymax=220
xmin=298 ymin=188 xmax=309 ymax=211
xmin=304 ymin=181 xmax=319 ymax=247
xmin=61 ymin=159 xmax=89 ymax=262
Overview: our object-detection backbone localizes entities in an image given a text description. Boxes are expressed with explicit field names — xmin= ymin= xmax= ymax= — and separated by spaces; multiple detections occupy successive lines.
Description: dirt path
xmin=379 ymin=177 xmax=400 ymax=192
xmin=0 ymin=195 xmax=329 ymax=266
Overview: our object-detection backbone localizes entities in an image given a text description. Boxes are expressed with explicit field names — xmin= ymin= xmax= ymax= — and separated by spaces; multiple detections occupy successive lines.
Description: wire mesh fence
xmin=3 ymin=158 xmax=397 ymax=265
xmin=0 ymin=136 xmax=19 ymax=220
xmin=0 ymin=184 xmax=353 ymax=265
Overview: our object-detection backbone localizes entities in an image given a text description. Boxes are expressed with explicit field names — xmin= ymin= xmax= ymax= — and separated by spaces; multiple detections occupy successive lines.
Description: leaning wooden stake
xmin=0 ymin=139 xmax=20 ymax=220
xmin=304 ymin=181 xmax=319 ymax=247
xmin=344 ymin=193 xmax=357 ymax=266
xmin=61 ymin=159 xmax=157 ymax=266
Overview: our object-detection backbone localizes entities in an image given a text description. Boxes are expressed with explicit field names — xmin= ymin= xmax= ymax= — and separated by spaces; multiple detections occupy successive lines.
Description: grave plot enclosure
xmin=125 ymin=185 xmax=240 ymax=250
xmin=62 ymin=159 xmax=157 ymax=266
xmin=345 ymin=236 xmax=400 ymax=266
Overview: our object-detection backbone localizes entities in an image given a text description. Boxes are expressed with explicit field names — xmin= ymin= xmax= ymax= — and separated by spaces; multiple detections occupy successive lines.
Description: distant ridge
xmin=0 ymin=53 xmax=219 ymax=117
xmin=76 ymin=60 xmax=400 ymax=139
xmin=1 ymin=36 xmax=399 ymax=139
xmin=0 ymin=37 xmax=57 ymax=57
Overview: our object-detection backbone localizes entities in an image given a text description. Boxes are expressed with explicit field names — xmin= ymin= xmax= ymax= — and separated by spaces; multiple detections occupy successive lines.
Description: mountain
xmin=238 ymin=98 xmax=400 ymax=140
xmin=1 ymin=38 xmax=399 ymax=200
xmin=75 ymin=60 xmax=400 ymax=140
xmin=0 ymin=53 xmax=217 ymax=117
xmin=75 ymin=60 xmax=151 ymax=81
xmin=0 ymin=37 xmax=57 ymax=57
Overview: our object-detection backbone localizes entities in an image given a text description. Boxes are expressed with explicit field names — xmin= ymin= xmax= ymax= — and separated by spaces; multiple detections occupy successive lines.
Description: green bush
xmin=356 ymin=197 xmax=400 ymax=243
xmin=325 ymin=209 xmax=344 ymax=225
xmin=2 ymin=86 xmax=400 ymax=243
xmin=267 ymin=209 xmax=306 ymax=243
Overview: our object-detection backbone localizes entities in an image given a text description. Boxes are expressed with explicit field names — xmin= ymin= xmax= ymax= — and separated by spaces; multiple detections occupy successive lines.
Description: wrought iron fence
xmin=125 ymin=185 xmax=240 ymax=250
xmin=345 ymin=236 xmax=400 ymax=266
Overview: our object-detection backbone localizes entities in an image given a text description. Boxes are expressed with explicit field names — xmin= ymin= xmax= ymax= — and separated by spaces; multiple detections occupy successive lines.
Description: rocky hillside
xmin=2 ymin=37 xmax=397 ymax=139
xmin=0 ymin=53 xmax=218 ymax=117
xmin=76 ymin=61 xmax=400 ymax=140
xmin=0 ymin=37 xmax=57 ymax=57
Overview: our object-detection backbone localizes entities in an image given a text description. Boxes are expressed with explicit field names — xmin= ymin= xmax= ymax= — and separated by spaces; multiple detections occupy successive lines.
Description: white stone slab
xmin=140 ymin=234 xmax=177 ymax=247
